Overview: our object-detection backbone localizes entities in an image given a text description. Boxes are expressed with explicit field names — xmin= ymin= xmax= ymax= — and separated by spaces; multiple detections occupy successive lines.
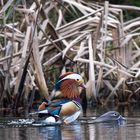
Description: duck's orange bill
xmin=79 ymin=83 xmax=86 ymax=89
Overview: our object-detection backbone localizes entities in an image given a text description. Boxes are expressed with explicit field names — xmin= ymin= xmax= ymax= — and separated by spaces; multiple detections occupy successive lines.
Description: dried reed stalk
xmin=0 ymin=0 xmax=140 ymax=107
xmin=31 ymin=31 xmax=49 ymax=99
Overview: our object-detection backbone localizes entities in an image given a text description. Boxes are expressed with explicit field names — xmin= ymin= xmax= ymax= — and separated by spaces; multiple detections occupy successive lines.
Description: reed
xmin=0 ymin=0 xmax=140 ymax=110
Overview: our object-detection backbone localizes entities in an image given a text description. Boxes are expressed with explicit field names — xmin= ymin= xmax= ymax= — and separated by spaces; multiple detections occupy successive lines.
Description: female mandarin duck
xmin=31 ymin=72 xmax=86 ymax=124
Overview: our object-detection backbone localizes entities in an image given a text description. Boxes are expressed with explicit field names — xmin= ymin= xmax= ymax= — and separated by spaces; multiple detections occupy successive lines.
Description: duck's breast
xmin=60 ymin=101 xmax=80 ymax=116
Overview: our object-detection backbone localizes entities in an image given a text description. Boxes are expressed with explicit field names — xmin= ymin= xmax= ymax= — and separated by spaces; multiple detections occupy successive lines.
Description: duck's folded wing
xmin=29 ymin=106 xmax=61 ymax=116
xmin=30 ymin=99 xmax=70 ymax=116
xmin=29 ymin=109 xmax=48 ymax=115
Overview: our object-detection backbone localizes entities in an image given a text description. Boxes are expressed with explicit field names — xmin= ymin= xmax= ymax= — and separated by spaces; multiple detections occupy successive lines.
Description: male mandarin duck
xmin=31 ymin=72 xmax=86 ymax=124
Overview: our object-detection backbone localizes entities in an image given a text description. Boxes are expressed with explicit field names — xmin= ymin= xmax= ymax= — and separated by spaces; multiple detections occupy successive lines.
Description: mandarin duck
xmin=30 ymin=72 xmax=85 ymax=124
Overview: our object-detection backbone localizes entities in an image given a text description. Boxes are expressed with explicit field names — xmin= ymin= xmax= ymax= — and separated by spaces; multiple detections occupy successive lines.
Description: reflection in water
xmin=0 ymin=105 xmax=140 ymax=140
xmin=0 ymin=121 xmax=130 ymax=140
xmin=0 ymin=119 xmax=138 ymax=140
xmin=61 ymin=124 xmax=82 ymax=140
xmin=38 ymin=126 xmax=62 ymax=140
xmin=0 ymin=126 xmax=62 ymax=140
xmin=93 ymin=123 xmax=123 ymax=140
xmin=88 ymin=123 xmax=95 ymax=140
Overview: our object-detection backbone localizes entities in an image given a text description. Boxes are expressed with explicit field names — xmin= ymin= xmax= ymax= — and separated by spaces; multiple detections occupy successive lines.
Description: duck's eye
xmin=76 ymin=79 xmax=79 ymax=81
xmin=113 ymin=113 xmax=117 ymax=116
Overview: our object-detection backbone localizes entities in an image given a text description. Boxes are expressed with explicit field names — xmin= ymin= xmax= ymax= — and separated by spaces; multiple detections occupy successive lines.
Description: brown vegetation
xmin=0 ymin=0 xmax=140 ymax=111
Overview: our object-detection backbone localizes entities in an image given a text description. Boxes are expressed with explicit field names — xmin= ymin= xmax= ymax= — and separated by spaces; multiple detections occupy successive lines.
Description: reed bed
xmin=0 ymin=0 xmax=140 ymax=110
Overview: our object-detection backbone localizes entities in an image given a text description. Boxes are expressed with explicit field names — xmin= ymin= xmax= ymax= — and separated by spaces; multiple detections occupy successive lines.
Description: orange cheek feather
xmin=60 ymin=79 xmax=80 ymax=99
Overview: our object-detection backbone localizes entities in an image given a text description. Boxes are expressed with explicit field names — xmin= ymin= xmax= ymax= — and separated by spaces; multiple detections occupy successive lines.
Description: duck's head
xmin=94 ymin=111 xmax=126 ymax=123
xmin=58 ymin=72 xmax=86 ymax=88
xmin=54 ymin=72 xmax=86 ymax=99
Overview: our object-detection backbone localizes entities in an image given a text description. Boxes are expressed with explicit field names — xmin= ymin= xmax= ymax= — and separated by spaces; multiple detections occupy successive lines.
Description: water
xmin=0 ymin=105 xmax=140 ymax=140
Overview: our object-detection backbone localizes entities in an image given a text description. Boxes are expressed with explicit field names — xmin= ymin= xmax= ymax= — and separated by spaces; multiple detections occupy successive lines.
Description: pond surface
xmin=0 ymin=104 xmax=140 ymax=140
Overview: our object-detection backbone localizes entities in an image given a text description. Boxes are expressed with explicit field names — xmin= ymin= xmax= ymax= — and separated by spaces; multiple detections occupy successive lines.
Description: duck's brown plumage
xmin=60 ymin=79 xmax=80 ymax=99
